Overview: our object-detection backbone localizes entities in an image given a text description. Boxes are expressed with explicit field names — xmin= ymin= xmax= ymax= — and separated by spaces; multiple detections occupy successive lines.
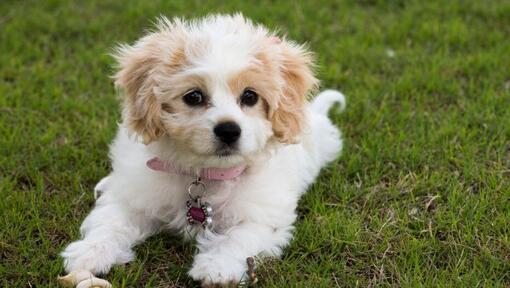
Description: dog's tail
xmin=310 ymin=89 xmax=346 ymax=115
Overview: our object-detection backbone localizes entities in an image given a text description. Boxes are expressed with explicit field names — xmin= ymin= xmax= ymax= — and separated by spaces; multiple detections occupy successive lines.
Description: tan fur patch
xmin=227 ymin=65 xmax=280 ymax=118
xmin=113 ymin=30 xmax=187 ymax=144
xmin=256 ymin=42 xmax=318 ymax=144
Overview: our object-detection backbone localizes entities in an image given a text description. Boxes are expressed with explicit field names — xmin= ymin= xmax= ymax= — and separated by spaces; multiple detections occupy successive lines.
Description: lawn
xmin=1 ymin=0 xmax=509 ymax=287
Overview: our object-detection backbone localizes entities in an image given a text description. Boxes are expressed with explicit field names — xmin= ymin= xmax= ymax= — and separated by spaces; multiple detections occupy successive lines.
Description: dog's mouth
xmin=215 ymin=145 xmax=238 ymax=157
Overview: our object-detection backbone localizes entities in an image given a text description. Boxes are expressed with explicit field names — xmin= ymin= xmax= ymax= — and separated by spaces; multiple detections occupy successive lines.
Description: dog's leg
xmin=189 ymin=222 xmax=293 ymax=286
xmin=61 ymin=202 xmax=158 ymax=275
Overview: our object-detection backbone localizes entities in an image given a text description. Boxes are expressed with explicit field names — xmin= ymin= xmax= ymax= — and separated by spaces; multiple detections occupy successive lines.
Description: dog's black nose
xmin=214 ymin=121 xmax=241 ymax=145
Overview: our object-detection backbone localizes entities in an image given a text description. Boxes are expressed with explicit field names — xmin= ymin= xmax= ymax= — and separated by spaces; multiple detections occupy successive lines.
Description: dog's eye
xmin=183 ymin=90 xmax=206 ymax=107
xmin=240 ymin=89 xmax=258 ymax=107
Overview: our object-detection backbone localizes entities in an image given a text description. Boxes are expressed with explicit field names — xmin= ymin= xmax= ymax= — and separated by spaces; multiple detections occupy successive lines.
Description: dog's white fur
xmin=61 ymin=14 xmax=344 ymax=286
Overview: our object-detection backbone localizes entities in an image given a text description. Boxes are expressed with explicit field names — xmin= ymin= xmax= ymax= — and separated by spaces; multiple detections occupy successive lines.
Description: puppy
xmin=60 ymin=14 xmax=345 ymax=287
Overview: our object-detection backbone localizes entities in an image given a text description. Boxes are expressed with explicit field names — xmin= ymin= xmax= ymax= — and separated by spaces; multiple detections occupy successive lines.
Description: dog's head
xmin=113 ymin=14 xmax=318 ymax=167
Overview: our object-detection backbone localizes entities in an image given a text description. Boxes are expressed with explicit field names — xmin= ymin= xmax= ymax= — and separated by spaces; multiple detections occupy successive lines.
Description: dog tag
xmin=186 ymin=197 xmax=212 ymax=228
xmin=186 ymin=178 xmax=212 ymax=228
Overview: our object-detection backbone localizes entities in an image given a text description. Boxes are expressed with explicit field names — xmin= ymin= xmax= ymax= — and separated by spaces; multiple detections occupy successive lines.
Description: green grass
xmin=1 ymin=0 xmax=509 ymax=287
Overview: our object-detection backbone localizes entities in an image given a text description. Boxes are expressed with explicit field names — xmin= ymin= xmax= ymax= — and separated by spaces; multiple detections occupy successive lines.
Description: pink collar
xmin=146 ymin=157 xmax=246 ymax=181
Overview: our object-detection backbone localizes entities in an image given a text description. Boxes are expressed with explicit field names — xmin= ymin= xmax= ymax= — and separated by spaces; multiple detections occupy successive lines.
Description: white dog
xmin=60 ymin=14 xmax=345 ymax=287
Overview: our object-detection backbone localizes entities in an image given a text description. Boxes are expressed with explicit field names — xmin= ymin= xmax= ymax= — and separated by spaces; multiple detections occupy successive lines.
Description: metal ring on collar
xmin=187 ymin=178 xmax=206 ymax=200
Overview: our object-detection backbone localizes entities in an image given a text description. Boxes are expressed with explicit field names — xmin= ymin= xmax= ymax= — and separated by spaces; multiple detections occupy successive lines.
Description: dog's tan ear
xmin=113 ymin=40 xmax=165 ymax=144
xmin=270 ymin=41 xmax=319 ymax=144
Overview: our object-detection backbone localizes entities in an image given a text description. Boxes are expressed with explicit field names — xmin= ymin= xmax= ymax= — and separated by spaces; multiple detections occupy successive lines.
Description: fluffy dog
xmin=60 ymin=14 xmax=345 ymax=287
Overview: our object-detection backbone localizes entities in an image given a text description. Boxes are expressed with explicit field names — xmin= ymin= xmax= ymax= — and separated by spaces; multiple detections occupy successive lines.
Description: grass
xmin=1 ymin=0 xmax=509 ymax=287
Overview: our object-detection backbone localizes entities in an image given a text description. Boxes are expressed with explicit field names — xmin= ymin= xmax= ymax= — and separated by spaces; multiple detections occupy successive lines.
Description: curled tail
xmin=310 ymin=89 xmax=346 ymax=115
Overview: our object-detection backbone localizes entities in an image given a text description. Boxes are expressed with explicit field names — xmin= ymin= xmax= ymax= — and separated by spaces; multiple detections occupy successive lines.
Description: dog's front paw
xmin=189 ymin=253 xmax=247 ymax=287
xmin=61 ymin=240 xmax=133 ymax=275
